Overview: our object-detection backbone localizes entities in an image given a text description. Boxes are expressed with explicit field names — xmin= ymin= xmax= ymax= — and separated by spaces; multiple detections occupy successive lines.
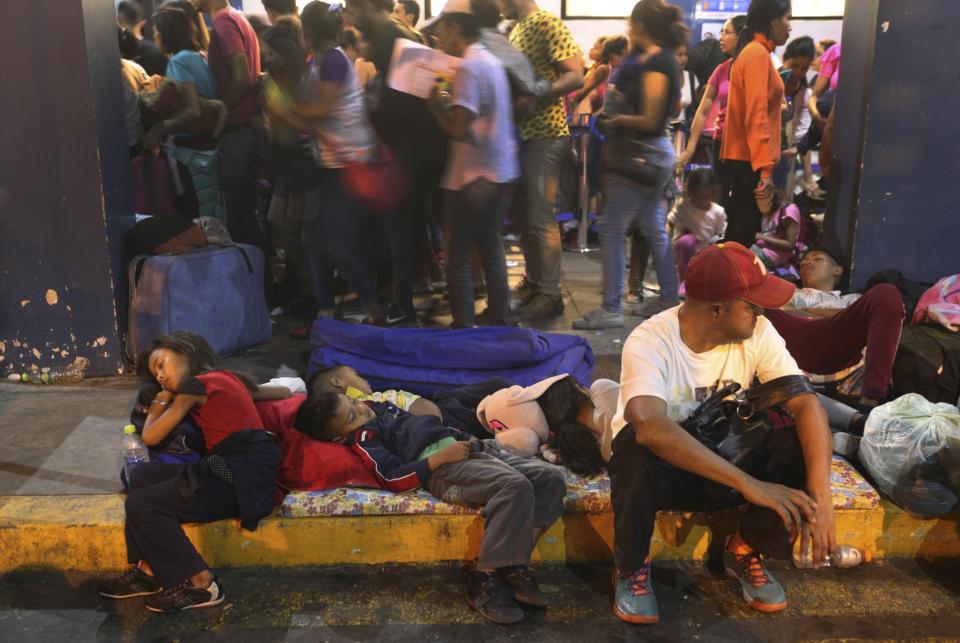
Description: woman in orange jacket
xmin=719 ymin=0 xmax=792 ymax=247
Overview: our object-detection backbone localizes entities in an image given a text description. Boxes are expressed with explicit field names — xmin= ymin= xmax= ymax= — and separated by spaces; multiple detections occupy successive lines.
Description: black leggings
xmin=722 ymin=160 xmax=765 ymax=247
xmin=124 ymin=463 xmax=239 ymax=587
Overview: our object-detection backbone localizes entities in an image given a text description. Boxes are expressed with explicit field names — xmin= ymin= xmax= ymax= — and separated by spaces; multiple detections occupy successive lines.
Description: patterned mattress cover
xmin=280 ymin=455 xmax=879 ymax=518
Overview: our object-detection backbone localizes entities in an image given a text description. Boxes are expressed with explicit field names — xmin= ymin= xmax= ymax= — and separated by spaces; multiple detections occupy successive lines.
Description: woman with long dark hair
xmin=573 ymin=0 xmax=688 ymax=330
xmin=719 ymin=0 xmax=792 ymax=247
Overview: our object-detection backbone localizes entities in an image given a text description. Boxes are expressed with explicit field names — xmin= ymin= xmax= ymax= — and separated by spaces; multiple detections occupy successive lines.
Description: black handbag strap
xmin=743 ymin=375 xmax=815 ymax=416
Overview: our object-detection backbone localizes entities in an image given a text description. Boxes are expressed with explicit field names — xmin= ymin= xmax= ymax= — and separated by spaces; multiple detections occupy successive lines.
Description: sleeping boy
xmin=295 ymin=392 xmax=566 ymax=625
xmin=307 ymin=365 xmax=510 ymax=438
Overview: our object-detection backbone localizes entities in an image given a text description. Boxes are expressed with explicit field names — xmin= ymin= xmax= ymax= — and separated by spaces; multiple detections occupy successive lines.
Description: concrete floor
xmin=0 ymin=560 xmax=958 ymax=641
xmin=0 ymin=251 xmax=643 ymax=496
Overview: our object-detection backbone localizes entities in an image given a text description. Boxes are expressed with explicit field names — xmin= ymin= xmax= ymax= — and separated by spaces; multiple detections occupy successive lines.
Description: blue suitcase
xmin=127 ymin=244 xmax=272 ymax=359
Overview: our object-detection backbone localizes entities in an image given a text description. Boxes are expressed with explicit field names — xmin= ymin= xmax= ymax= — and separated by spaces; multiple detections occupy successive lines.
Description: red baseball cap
xmin=684 ymin=242 xmax=795 ymax=307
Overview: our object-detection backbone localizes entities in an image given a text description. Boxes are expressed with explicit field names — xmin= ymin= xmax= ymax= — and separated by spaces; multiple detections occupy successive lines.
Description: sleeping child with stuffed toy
xmin=476 ymin=374 xmax=620 ymax=476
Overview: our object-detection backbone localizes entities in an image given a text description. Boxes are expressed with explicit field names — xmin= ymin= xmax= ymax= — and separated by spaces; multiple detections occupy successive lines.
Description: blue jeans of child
xmin=600 ymin=136 xmax=678 ymax=313
xmin=444 ymin=179 xmax=514 ymax=327
xmin=301 ymin=169 xmax=379 ymax=316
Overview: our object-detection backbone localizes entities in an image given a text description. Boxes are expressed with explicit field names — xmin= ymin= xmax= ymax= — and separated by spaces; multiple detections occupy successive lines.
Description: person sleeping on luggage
xmin=307 ymin=364 xmax=512 ymax=439
xmin=294 ymin=391 xmax=566 ymax=625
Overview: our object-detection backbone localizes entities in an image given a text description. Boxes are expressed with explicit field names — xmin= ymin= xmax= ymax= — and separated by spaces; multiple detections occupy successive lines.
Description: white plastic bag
xmin=860 ymin=393 xmax=960 ymax=516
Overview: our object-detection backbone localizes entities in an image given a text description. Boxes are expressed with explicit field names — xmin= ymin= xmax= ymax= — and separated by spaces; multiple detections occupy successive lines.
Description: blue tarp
xmin=308 ymin=319 xmax=596 ymax=397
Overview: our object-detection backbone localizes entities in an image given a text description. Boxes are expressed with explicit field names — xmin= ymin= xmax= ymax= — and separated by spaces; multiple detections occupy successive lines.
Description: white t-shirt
xmin=590 ymin=378 xmax=620 ymax=462
xmin=789 ymin=288 xmax=861 ymax=310
xmin=612 ymin=307 xmax=802 ymax=438
xmin=667 ymin=199 xmax=727 ymax=245
xmin=440 ymin=42 xmax=520 ymax=190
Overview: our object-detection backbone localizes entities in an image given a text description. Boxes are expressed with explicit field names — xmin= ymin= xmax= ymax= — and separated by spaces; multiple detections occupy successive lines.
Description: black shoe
xmin=500 ymin=565 xmax=549 ymax=608
xmin=514 ymin=277 xmax=538 ymax=305
xmin=143 ymin=576 xmax=225 ymax=613
xmin=465 ymin=570 xmax=524 ymax=624
xmin=517 ymin=292 xmax=564 ymax=318
xmin=97 ymin=566 xmax=162 ymax=599
xmin=384 ymin=301 xmax=420 ymax=327
xmin=475 ymin=309 xmax=517 ymax=328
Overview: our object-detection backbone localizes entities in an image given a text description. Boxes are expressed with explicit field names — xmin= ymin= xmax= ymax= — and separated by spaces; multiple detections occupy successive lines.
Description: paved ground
xmin=1 ymin=560 xmax=959 ymax=641
xmin=0 ymin=250 xmax=645 ymax=496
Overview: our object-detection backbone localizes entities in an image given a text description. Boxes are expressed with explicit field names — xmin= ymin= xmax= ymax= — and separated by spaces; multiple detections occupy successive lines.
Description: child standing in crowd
xmin=428 ymin=0 xmax=520 ymax=328
xmin=751 ymin=193 xmax=802 ymax=270
xmin=667 ymin=168 xmax=726 ymax=282
xmin=97 ymin=332 xmax=288 ymax=612
xmin=296 ymin=392 xmax=566 ymax=625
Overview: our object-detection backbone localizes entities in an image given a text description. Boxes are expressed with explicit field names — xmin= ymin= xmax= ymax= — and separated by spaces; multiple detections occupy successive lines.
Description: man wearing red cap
xmin=608 ymin=242 xmax=836 ymax=624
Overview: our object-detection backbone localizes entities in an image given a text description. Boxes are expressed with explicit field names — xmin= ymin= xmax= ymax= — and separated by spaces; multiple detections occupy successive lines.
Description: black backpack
xmin=892 ymin=324 xmax=960 ymax=405
xmin=863 ymin=270 xmax=933 ymax=321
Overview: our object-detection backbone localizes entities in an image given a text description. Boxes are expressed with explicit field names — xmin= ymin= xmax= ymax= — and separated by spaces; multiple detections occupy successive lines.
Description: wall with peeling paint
xmin=825 ymin=0 xmax=960 ymax=290
xmin=0 ymin=0 xmax=135 ymax=378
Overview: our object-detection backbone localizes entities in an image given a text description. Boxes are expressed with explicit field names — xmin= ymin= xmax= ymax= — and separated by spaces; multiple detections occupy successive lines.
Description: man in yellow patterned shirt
xmin=499 ymin=0 xmax=583 ymax=318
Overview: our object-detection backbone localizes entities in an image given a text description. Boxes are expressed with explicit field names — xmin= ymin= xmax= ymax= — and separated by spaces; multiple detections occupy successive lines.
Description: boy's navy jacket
xmin=349 ymin=402 xmax=468 ymax=492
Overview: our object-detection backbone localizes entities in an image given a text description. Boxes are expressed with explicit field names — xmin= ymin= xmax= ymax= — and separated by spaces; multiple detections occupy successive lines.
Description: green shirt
xmin=419 ymin=437 xmax=459 ymax=461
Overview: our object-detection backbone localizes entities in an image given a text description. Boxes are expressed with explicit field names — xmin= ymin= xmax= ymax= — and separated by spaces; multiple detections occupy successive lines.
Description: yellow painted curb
xmin=0 ymin=494 xmax=956 ymax=573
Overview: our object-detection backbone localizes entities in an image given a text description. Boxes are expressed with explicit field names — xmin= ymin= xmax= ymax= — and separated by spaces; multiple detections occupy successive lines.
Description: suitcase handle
xmin=162 ymin=244 xmax=255 ymax=274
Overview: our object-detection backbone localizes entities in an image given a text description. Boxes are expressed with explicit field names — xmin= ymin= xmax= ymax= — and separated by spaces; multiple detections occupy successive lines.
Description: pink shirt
xmin=707 ymin=59 xmax=732 ymax=141
xmin=819 ymin=43 xmax=841 ymax=90
xmin=208 ymin=7 xmax=261 ymax=125
xmin=757 ymin=203 xmax=802 ymax=267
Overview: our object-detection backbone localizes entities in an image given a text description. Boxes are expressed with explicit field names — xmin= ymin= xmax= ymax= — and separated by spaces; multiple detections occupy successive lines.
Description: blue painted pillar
xmin=0 ymin=0 xmax=135 ymax=378
xmin=823 ymin=0 xmax=960 ymax=290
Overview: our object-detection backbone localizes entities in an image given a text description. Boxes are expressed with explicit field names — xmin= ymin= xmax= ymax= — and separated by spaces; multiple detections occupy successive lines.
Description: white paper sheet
xmin=387 ymin=39 xmax=461 ymax=100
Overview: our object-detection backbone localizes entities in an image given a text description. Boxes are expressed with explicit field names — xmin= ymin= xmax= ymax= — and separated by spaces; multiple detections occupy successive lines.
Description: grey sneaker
xmin=572 ymin=307 xmax=624 ymax=330
xmin=518 ymin=292 xmax=564 ymax=318
xmin=723 ymin=543 xmax=788 ymax=613
xmin=629 ymin=298 xmax=680 ymax=318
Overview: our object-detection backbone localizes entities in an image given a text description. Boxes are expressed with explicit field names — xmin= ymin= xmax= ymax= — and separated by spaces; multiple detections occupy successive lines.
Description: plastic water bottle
xmin=121 ymin=424 xmax=150 ymax=480
xmin=794 ymin=544 xmax=864 ymax=569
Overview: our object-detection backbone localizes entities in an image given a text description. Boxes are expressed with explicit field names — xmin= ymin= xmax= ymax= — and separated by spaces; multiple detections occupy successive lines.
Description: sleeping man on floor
xmin=294 ymin=391 xmax=566 ymax=626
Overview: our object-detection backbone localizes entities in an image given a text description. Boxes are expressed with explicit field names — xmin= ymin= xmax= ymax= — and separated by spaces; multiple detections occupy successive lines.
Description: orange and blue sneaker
xmin=723 ymin=544 xmax=788 ymax=613
xmin=613 ymin=563 xmax=659 ymax=624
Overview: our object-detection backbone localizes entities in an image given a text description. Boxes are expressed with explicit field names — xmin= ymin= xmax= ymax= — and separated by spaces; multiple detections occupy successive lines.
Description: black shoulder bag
xmin=679 ymin=375 xmax=815 ymax=501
